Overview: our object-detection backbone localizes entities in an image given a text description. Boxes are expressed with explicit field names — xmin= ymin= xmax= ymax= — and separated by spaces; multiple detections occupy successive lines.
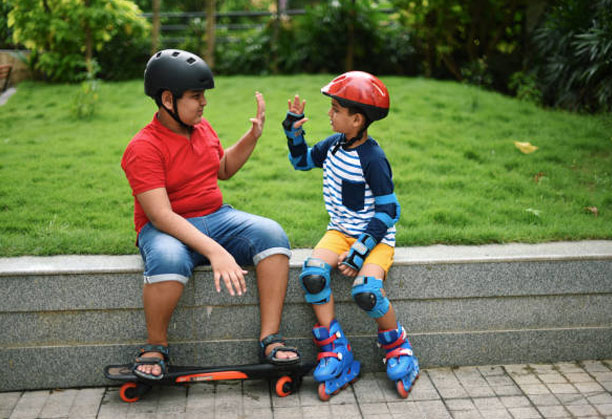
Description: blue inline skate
xmin=312 ymin=319 xmax=361 ymax=401
xmin=378 ymin=322 xmax=420 ymax=398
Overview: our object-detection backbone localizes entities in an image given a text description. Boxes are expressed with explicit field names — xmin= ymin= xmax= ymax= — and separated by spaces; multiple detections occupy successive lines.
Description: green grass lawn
xmin=0 ymin=75 xmax=610 ymax=256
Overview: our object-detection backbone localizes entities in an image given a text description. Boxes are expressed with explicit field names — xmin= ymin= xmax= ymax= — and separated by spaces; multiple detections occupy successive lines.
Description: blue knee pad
xmin=299 ymin=257 xmax=332 ymax=304
xmin=351 ymin=276 xmax=389 ymax=318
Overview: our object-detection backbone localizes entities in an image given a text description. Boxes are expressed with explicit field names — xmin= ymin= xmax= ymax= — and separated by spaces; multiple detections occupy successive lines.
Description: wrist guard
xmin=282 ymin=111 xmax=305 ymax=144
xmin=341 ymin=233 xmax=377 ymax=271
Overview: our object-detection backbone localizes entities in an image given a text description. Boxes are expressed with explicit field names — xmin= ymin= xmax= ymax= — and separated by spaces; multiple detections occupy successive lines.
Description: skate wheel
xmin=318 ymin=383 xmax=331 ymax=401
xmin=396 ymin=380 xmax=409 ymax=398
xmin=275 ymin=376 xmax=293 ymax=397
xmin=119 ymin=382 xmax=140 ymax=403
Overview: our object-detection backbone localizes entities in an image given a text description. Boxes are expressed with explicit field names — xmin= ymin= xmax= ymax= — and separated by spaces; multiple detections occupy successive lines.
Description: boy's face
xmin=327 ymin=98 xmax=361 ymax=137
xmin=176 ymin=89 xmax=207 ymax=125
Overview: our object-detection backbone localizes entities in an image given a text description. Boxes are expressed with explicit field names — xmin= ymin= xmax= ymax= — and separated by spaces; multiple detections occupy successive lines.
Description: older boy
xmin=121 ymin=49 xmax=299 ymax=380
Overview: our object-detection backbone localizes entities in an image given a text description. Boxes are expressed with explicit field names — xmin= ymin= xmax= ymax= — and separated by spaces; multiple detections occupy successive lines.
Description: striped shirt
xmin=308 ymin=134 xmax=398 ymax=247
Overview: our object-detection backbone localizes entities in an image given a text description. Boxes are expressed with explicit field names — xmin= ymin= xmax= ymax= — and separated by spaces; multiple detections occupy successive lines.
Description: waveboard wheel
xmin=275 ymin=376 xmax=293 ymax=397
xmin=119 ymin=382 xmax=141 ymax=403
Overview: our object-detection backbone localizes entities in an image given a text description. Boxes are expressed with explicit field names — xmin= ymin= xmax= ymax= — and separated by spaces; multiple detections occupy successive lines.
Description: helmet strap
xmin=161 ymin=93 xmax=192 ymax=130
xmin=331 ymin=120 xmax=370 ymax=155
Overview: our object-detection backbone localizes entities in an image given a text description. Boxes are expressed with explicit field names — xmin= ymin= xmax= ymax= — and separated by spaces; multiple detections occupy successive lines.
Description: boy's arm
xmin=283 ymin=95 xmax=316 ymax=171
xmin=136 ymin=187 xmax=248 ymax=296
xmin=218 ymin=91 xmax=265 ymax=180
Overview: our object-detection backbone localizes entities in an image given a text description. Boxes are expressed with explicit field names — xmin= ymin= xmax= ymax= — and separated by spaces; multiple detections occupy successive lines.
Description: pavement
xmin=2 ymin=359 xmax=611 ymax=418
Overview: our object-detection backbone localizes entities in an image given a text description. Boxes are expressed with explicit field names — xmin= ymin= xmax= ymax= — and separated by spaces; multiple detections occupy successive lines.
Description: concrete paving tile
xmin=387 ymin=401 xmax=425 ymax=419
xmin=554 ymin=362 xmax=584 ymax=373
xmin=575 ymin=381 xmax=606 ymax=393
xmin=360 ymin=402 xmax=391 ymax=417
xmin=527 ymin=393 xmax=561 ymax=407
xmin=301 ymin=403 xmax=333 ymax=418
xmin=414 ymin=399 xmax=451 ymax=418
xmin=472 ymin=397 xmax=504 ymax=411
xmin=582 ymin=361 xmax=611 ymax=373
xmin=536 ymin=405 xmax=570 ymax=418
xmin=518 ymin=384 xmax=551 ymax=395
xmin=409 ymin=372 xmax=441 ymax=401
xmin=450 ymin=410 xmax=483 ymax=419
xmin=0 ymin=392 xmax=21 ymax=418
xmin=435 ymin=385 xmax=469 ymax=399
xmin=512 ymin=375 xmax=542 ymax=385
xmin=464 ymin=386 xmax=496 ymax=398
xmin=8 ymin=390 xmax=49 ymax=419
xmin=476 ymin=409 xmax=512 ymax=418
xmin=499 ymin=395 xmax=531 ymax=409
xmin=504 ymin=365 xmax=531 ymax=376
xmin=507 ymin=406 xmax=542 ymax=418
xmin=485 ymin=375 xmax=516 ymax=387
xmin=586 ymin=391 xmax=612 ymax=404
xmin=445 ymin=398 xmax=476 ymax=411
xmin=69 ymin=388 xmax=106 ymax=418
xmin=478 ymin=366 xmax=505 ymax=377
xmin=546 ymin=383 xmax=578 ymax=394
xmin=562 ymin=372 xmax=594 ymax=383
xmin=594 ymin=403 xmax=612 ymax=415
xmin=454 ymin=367 xmax=487 ymax=387
xmin=565 ymin=403 xmax=599 ymax=417
xmin=330 ymin=402 xmax=362 ymax=418
xmin=555 ymin=393 xmax=589 ymax=405
xmin=39 ymin=389 xmax=78 ymax=418
xmin=537 ymin=373 xmax=568 ymax=384
xmin=492 ymin=385 xmax=522 ymax=397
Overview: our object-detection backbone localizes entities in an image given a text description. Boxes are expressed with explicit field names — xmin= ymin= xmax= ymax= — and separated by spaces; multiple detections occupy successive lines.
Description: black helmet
xmin=144 ymin=49 xmax=214 ymax=102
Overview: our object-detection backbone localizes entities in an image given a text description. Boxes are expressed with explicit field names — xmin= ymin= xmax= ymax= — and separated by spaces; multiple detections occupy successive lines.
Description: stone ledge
xmin=2 ymin=240 xmax=611 ymax=276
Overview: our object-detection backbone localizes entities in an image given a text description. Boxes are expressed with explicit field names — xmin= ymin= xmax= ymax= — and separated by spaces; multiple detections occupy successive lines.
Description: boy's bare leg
xmin=137 ymin=281 xmax=184 ymax=376
xmin=256 ymin=254 xmax=299 ymax=360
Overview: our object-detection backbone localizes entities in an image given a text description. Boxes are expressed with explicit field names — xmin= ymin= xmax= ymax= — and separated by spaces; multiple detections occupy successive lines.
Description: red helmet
xmin=321 ymin=71 xmax=390 ymax=122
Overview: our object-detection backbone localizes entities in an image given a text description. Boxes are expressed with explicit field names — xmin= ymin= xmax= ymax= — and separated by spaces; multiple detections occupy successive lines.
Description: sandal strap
xmin=260 ymin=333 xmax=285 ymax=349
xmin=138 ymin=344 xmax=169 ymax=361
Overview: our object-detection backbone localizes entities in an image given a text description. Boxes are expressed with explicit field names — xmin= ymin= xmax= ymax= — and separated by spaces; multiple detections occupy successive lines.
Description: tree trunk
xmin=204 ymin=0 xmax=216 ymax=68
xmin=151 ymin=0 xmax=161 ymax=54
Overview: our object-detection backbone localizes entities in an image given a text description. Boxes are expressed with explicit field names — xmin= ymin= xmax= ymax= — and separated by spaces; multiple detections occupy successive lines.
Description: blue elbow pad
xmin=288 ymin=149 xmax=315 ymax=171
xmin=374 ymin=193 xmax=401 ymax=228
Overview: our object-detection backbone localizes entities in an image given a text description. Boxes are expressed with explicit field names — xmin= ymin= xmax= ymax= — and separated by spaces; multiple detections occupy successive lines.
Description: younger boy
xmin=282 ymin=71 xmax=419 ymax=400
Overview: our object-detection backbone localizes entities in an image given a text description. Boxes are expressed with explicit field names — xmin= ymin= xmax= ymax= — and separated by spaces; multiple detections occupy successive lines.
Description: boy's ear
xmin=161 ymin=90 xmax=174 ymax=108
xmin=352 ymin=112 xmax=366 ymax=128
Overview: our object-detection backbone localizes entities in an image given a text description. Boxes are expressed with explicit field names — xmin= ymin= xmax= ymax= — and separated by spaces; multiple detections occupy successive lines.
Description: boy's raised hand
xmin=249 ymin=91 xmax=266 ymax=140
xmin=287 ymin=94 xmax=308 ymax=128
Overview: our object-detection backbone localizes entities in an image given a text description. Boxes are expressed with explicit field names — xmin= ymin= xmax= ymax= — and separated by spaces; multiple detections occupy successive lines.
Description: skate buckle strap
xmin=314 ymin=330 xmax=342 ymax=347
xmin=380 ymin=327 xmax=408 ymax=350
xmin=317 ymin=351 xmax=343 ymax=361
xmin=384 ymin=347 xmax=413 ymax=362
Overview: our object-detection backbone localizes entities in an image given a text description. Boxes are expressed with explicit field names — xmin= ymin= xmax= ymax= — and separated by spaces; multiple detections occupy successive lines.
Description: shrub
xmin=533 ymin=0 xmax=612 ymax=112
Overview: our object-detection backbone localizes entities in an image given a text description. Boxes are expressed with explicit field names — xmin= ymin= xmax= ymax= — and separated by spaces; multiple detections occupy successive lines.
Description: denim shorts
xmin=137 ymin=204 xmax=292 ymax=284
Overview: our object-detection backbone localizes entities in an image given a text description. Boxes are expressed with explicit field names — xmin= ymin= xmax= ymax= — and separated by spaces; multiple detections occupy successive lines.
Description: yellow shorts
xmin=315 ymin=229 xmax=395 ymax=274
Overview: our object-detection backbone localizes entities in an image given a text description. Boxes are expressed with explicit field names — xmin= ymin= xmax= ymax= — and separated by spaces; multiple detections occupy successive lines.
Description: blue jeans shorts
xmin=137 ymin=204 xmax=292 ymax=284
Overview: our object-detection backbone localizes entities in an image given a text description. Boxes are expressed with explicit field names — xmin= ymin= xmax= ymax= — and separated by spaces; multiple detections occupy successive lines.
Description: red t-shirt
xmin=121 ymin=114 xmax=225 ymax=233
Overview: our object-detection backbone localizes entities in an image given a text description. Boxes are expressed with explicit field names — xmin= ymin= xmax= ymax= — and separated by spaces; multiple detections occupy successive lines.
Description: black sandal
xmin=132 ymin=344 xmax=169 ymax=380
xmin=260 ymin=333 xmax=301 ymax=365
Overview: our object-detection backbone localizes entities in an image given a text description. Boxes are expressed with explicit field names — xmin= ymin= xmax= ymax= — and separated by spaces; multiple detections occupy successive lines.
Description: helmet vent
xmin=172 ymin=51 xmax=180 ymax=57
xmin=186 ymin=57 xmax=196 ymax=64
xmin=155 ymin=52 xmax=162 ymax=58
